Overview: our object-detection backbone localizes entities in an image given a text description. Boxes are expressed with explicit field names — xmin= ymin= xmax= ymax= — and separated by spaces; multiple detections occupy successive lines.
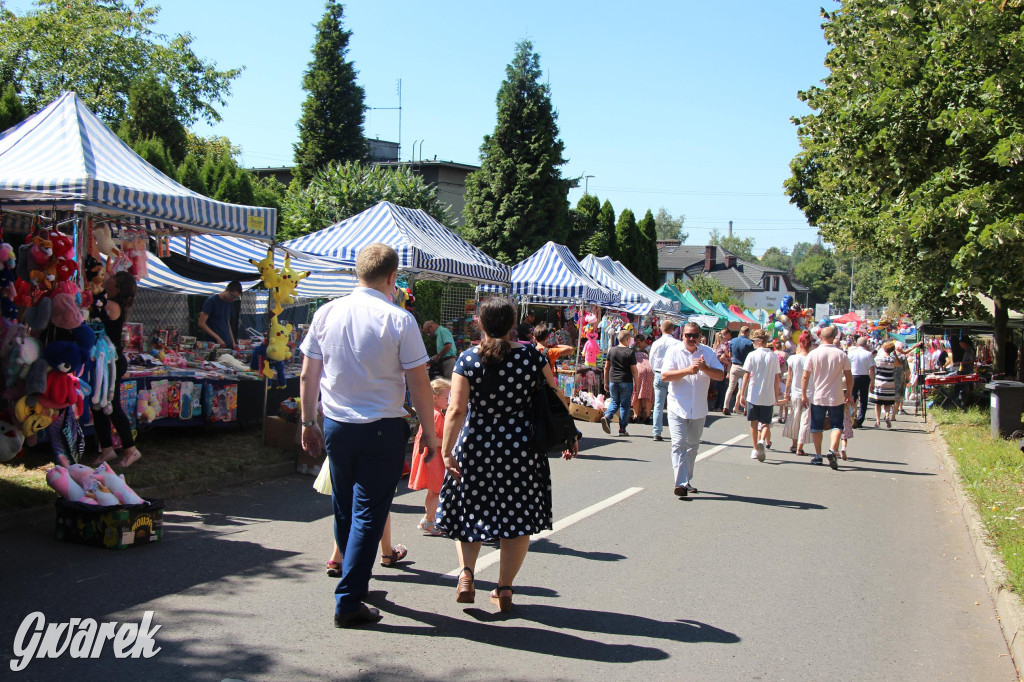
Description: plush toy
xmin=39 ymin=370 xmax=83 ymax=413
xmin=54 ymin=258 xmax=76 ymax=283
xmin=43 ymin=340 xmax=86 ymax=375
xmin=0 ymin=243 xmax=17 ymax=319
xmin=92 ymin=225 xmax=118 ymax=257
xmin=0 ymin=418 xmax=24 ymax=461
xmin=93 ymin=461 xmax=145 ymax=505
xmin=50 ymin=293 xmax=83 ymax=330
xmin=266 ymin=315 xmax=293 ymax=362
xmin=29 ymin=235 xmax=53 ymax=266
xmin=276 ymin=254 xmax=309 ymax=305
xmin=81 ymin=477 xmax=121 ymax=506
xmin=49 ymin=231 xmax=73 ymax=260
xmin=6 ymin=336 xmax=41 ymax=388
xmin=46 ymin=465 xmax=98 ymax=504
xmin=136 ymin=389 xmax=159 ymax=424
xmin=583 ymin=328 xmax=601 ymax=366
xmin=29 ymin=261 xmax=56 ymax=290
xmin=14 ymin=395 xmax=54 ymax=436
xmin=89 ymin=331 xmax=117 ymax=414
xmin=248 ymin=247 xmax=281 ymax=290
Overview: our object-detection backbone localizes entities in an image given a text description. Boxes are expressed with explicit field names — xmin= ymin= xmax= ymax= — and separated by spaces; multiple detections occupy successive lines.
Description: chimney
xmin=725 ymin=254 xmax=737 ymax=268
xmin=704 ymin=245 xmax=716 ymax=272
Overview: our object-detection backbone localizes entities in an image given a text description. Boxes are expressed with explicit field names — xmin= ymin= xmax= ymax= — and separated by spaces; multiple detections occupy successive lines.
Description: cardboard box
xmin=54 ymin=498 xmax=164 ymax=549
xmin=569 ymin=403 xmax=602 ymax=422
xmin=264 ymin=415 xmax=302 ymax=453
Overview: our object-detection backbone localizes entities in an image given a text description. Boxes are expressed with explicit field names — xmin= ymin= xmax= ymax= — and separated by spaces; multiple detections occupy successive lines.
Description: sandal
xmin=422 ymin=523 xmax=445 ymax=537
xmin=117 ymin=449 xmax=141 ymax=468
xmin=490 ymin=585 xmax=514 ymax=612
xmin=789 ymin=445 xmax=798 ymax=454
xmin=456 ymin=567 xmax=475 ymax=603
xmin=326 ymin=561 xmax=342 ymax=577
xmin=796 ymin=449 xmax=807 ymax=456
xmin=379 ymin=544 xmax=408 ymax=568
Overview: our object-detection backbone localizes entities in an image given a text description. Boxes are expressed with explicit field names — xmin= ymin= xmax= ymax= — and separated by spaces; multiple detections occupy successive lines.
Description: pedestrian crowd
xmin=300 ymin=244 xmax=924 ymax=628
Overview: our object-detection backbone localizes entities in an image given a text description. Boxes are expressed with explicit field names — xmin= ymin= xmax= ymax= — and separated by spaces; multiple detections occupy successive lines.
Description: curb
xmin=931 ymin=424 xmax=1024 ymax=677
xmin=0 ymin=460 xmax=298 ymax=534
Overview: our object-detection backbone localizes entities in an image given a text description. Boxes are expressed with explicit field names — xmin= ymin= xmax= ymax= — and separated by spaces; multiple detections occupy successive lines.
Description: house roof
xmin=657 ymin=244 xmax=808 ymax=293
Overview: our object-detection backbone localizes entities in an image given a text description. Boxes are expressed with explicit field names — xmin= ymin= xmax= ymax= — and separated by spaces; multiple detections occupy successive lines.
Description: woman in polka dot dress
xmin=436 ymin=297 xmax=578 ymax=612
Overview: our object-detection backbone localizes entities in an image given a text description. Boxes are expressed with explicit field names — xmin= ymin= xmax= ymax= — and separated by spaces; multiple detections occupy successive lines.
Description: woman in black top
xmin=88 ymin=270 xmax=141 ymax=468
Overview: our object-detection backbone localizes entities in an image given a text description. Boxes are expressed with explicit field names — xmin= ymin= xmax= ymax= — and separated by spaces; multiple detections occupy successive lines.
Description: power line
xmin=590 ymin=184 xmax=781 ymax=197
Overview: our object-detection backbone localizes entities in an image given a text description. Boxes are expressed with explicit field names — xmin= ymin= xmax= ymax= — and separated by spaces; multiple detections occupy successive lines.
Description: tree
xmin=0 ymin=82 xmax=27 ymax=132
xmin=281 ymin=160 xmax=452 ymax=239
xmin=598 ymin=200 xmax=617 ymax=260
xmin=654 ymin=207 xmax=687 ymax=241
xmin=176 ymin=154 xmax=207 ymax=195
xmin=573 ymin=194 xmax=605 ymax=257
xmin=794 ymin=253 xmax=837 ymax=307
xmin=708 ymin=228 xmax=756 ymax=262
xmin=461 ymin=40 xmax=570 ymax=263
xmin=293 ymin=1 xmax=368 ymax=187
xmin=131 ymin=137 xmax=175 ymax=177
xmin=637 ymin=209 xmax=659 ymax=288
xmin=614 ymin=209 xmax=641 ymax=276
xmin=119 ymin=74 xmax=188 ymax=165
xmin=786 ymin=1 xmax=1024 ymax=372
xmin=0 ymin=0 xmax=240 ymax=125
xmin=790 ymin=241 xmax=818 ymax=271
xmin=673 ymin=274 xmax=741 ymax=308
xmin=759 ymin=246 xmax=792 ymax=274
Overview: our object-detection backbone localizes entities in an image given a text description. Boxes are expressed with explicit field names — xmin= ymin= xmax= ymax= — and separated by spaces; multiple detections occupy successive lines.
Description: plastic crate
xmin=54 ymin=498 xmax=165 ymax=549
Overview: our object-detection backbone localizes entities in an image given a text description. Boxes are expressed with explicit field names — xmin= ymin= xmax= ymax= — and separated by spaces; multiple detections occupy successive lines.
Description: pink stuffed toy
xmin=583 ymin=327 xmax=600 ymax=366
xmin=46 ymin=465 xmax=98 ymax=505
xmin=93 ymin=461 xmax=144 ymax=505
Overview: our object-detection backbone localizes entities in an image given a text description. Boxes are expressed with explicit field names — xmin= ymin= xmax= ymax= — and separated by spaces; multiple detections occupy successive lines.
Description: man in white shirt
xmin=648 ymin=319 xmax=682 ymax=442
xmin=738 ymin=329 xmax=781 ymax=462
xmin=847 ymin=336 xmax=875 ymax=427
xmin=660 ymin=321 xmax=725 ymax=497
xmin=299 ymin=243 xmax=438 ymax=629
xmin=801 ymin=325 xmax=854 ymax=470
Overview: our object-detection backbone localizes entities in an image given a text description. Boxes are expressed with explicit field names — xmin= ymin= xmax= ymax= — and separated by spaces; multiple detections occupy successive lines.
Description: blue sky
xmin=10 ymin=0 xmax=835 ymax=253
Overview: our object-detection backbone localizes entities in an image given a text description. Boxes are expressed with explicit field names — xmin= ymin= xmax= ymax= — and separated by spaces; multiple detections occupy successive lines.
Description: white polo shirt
xmin=661 ymin=342 xmax=723 ymax=419
xmin=648 ymin=333 xmax=681 ymax=373
xmin=300 ymin=287 xmax=428 ymax=423
xmin=847 ymin=346 xmax=874 ymax=376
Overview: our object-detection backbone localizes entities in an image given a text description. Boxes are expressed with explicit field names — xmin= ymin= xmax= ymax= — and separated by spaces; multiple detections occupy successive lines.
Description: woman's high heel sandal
xmin=456 ymin=567 xmax=475 ymax=603
xmin=491 ymin=585 xmax=514 ymax=612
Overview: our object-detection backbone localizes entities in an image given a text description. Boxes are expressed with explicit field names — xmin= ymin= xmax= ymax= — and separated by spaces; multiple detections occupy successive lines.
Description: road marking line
xmin=445 ymin=486 xmax=644 ymax=577
xmin=697 ymin=433 xmax=749 ymax=462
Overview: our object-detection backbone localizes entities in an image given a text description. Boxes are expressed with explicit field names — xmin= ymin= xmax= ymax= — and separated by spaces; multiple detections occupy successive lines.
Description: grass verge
xmin=0 ymin=426 xmax=295 ymax=514
xmin=931 ymin=406 xmax=1024 ymax=595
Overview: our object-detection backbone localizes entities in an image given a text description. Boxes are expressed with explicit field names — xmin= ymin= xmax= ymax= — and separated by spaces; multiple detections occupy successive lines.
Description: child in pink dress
xmin=409 ymin=378 xmax=450 ymax=535
xmin=840 ymin=388 xmax=855 ymax=460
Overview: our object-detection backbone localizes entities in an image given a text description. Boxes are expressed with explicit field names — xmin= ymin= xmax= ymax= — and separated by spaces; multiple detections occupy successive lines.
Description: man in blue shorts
xmin=800 ymin=325 xmax=853 ymax=470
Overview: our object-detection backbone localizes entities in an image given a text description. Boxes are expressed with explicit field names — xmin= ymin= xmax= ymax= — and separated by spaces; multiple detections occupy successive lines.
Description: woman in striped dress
xmin=871 ymin=341 xmax=898 ymax=428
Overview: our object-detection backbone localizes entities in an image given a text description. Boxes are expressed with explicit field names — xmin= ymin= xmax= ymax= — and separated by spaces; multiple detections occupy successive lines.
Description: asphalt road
xmin=0 ymin=410 xmax=1016 ymax=681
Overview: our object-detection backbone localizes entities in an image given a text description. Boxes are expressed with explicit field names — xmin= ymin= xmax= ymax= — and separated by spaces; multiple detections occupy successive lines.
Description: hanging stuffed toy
xmin=0 ymin=417 xmax=24 ymax=462
xmin=248 ymin=247 xmax=281 ymax=290
xmin=583 ymin=326 xmax=601 ymax=366
xmin=0 ymin=243 xmax=17 ymax=319
xmin=276 ymin=254 xmax=309 ymax=306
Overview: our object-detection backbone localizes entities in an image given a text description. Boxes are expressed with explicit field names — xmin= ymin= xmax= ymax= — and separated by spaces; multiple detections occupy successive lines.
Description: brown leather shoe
xmin=673 ymin=485 xmax=688 ymax=497
xmin=456 ymin=567 xmax=475 ymax=603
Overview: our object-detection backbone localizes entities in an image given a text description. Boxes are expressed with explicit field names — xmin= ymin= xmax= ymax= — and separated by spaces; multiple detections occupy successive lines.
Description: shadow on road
xmin=530 ymin=537 xmax=627 ymax=562
xmin=683 ymin=490 xmax=827 ymax=510
xmin=372 ymin=595 xmax=740 ymax=662
xmin=576 ymin=453 xmax=648 ymax=462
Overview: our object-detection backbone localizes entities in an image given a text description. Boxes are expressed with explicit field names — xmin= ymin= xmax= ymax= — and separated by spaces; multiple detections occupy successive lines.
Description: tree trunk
xmin=993 ymin=294 xmax=1008 ymax=376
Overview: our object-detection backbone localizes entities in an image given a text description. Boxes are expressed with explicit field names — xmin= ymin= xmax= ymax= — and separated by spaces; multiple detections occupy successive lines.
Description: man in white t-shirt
xmin=847 ymin=336 xmax=875 ymax=427
xmin=801 ymin=325 xmax=854 ymax=470
xmin=299 ymin=243 xmax=438 ymax=629
xmin=648 ymin=319 xmax=682 ymax=442
xmin=660 ymin=321 xmax=725 ymax=497
xmin=738 ymin=329 xmax=781 ymax=462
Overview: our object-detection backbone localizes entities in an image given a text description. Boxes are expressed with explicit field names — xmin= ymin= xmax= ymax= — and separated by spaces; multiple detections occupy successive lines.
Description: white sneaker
xmin=755 ymin=441 xmax=766 ymax=461
xmin=751 ymin=449 xmax=760 ymax=459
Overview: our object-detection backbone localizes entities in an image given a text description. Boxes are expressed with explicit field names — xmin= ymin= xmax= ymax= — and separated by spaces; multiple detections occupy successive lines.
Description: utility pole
xmin=584 ymin=174 xmax=594 ymax=194
xmin=849 ymin=256 xmax=855 ymax=313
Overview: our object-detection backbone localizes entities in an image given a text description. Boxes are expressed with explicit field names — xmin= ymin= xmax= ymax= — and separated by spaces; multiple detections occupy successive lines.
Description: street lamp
xmin=584 ymin=175 xmax=595 ymax=194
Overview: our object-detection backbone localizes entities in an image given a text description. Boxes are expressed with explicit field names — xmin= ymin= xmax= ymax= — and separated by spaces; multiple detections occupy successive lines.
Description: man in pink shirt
xmin=800 ymin=325 xmax=853 ymax=469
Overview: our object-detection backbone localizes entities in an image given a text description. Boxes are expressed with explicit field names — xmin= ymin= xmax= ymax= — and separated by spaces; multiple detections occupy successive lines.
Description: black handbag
xmin=530 ymin=375 xmax=579 ymax=454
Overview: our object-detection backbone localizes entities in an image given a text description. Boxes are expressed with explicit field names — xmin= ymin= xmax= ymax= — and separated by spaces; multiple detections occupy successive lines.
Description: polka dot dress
xmin=435 ymin=344 xmax=553 ymax=542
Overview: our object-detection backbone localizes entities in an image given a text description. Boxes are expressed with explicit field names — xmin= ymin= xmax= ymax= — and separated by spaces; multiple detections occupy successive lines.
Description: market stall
xmin=0 ymin=91 xmax=283 ymax=471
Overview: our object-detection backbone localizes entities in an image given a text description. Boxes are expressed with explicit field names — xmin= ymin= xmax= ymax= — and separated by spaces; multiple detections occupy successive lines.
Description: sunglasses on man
xmin=683 ymin=333 xmax=700 ymax=339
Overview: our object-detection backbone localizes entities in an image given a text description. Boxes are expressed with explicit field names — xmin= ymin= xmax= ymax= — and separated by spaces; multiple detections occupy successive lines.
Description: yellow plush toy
xmin=276 ymin=254 xmax=309 ymax=306
xmin=266 ymin=314 xmax=293 ymax=362
xmin=248 ymin=247 xmax=281 ymax=290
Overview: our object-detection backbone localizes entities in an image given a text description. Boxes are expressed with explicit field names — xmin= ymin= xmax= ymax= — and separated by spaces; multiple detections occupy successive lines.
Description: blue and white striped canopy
xmin=580 ymin=254 xmax=648 ymax=305
xmin=600 ymin=258 xmax=682 ymax=314
xmin=167 ymin=233 xmax=336 ymax=274
xmin=508 ymin=242 xmax=616 ymax=304
xmin=134 ymin=254 xmax=257 ymax=296
xmin=284 ymin=201 xmax=511 ymax=286
xmin=0 ymin=92 xmax=276 ymax=240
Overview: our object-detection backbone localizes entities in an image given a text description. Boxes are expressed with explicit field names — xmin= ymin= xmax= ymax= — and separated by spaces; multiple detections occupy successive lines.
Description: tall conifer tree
xmin=293 ymin=1 xmax=368 ymax=187
xmin=637 ymin=209 xmax=659 ymax=287
xmin=615 ymin=209 xmax=641 ymax=276
xmin=461 ymin=40 xmax=570 ymax=263
xmin=598 ymin=200 xmax=617 ymax=260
